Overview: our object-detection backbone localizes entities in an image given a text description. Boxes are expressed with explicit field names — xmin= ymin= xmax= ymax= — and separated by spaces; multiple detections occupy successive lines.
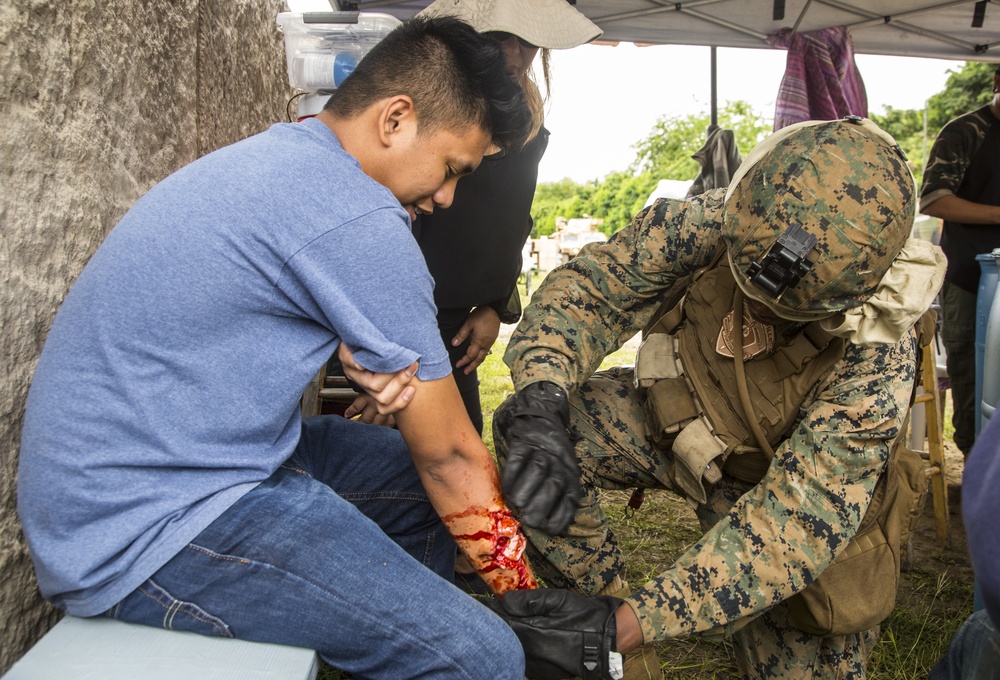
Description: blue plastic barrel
xmin=976 ymin=249 xmax=1000 ymax=434
xmin=975 ymin=252 xmax=1000 ymax=436
xmin=974 ymin=251 xmax=1000 ymax=616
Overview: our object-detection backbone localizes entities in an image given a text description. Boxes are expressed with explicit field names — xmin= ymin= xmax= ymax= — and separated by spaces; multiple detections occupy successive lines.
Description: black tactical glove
xmin=498 ymin=381 xmax=581 ymax=536
xmin=485 ymin=588 xmax=623 ymax=680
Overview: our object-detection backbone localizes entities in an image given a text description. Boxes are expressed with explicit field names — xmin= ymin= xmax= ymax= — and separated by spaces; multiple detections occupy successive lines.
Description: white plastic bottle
xmin=291 ymin=50 xmax=359 ymax=90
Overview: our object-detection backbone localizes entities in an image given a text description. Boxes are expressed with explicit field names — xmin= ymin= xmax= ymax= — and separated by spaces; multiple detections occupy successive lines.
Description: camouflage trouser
xmin=494 ymin=367 xmax=878 ymax=679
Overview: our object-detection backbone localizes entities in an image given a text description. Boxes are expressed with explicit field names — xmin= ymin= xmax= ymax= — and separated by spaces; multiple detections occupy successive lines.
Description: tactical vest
xmin=637 ymin=257 xmax=930 ymax=636
xmin=635 ymin=258 xmax=846 ymax=504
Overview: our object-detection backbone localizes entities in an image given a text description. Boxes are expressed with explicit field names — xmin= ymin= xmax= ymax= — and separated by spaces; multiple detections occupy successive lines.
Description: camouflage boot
xmin=597 ymin=576 xmax=662 ymax=680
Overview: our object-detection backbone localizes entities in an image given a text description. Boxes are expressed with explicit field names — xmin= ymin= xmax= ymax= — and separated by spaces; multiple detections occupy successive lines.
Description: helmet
xmin=723 ymin=117 xmax=915 ymax=322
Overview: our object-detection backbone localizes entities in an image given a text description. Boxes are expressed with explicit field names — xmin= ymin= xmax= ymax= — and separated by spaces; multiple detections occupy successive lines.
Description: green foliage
xmin=629 ymin=113 xmax=711 ymax=183
xmin=535 ymin=65 xmax=998 ymax=237
xmin=926 ymin=61 xmax=997 ymax=131
xmin=631 ymin=100 xmax=771 ymax=179
xmin=871 ymin=61 xmax=996 ymax=185
xmin=530 ymin=172 xmax=659 ymax=238
xmin=587 ymin=171 xmax=659 ymax=236
xmin=534 ymin=64 xmax=995 ymax=236
xmin=531 ymin=100 xmax=771 ymax=238
xmin=531 ymin=178 xmax=597 ymax=237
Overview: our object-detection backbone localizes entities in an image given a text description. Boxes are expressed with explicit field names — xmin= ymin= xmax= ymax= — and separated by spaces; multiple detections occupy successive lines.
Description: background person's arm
xmin=451 ymin=305 xmax=501 ymax=374
xmin=918 ymin=111 xmax=996 ymax=225
xmin=921 ymin=193 xmax=1000 ymax=225
xmin=393 ymin=373 xmax=537 ymax=595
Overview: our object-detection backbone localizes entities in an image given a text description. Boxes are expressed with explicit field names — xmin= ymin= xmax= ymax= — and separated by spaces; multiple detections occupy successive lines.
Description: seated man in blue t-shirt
xmin=18 ymin=16 xmax=534 ymax=680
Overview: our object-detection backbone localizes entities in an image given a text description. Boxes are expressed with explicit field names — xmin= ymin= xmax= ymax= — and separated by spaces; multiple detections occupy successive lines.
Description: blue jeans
xmin=103 ymin=415 xmax=524 ymax=680
xmin=930 ymin=610 xmax=1000 ymax=680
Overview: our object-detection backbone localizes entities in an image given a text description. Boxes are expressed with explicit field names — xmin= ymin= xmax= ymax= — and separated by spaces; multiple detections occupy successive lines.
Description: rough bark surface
xmin=0 ymin=0 xmax=290 ymax=671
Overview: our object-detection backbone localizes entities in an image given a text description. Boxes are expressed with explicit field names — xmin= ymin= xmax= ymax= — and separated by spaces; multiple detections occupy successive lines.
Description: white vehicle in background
xmin=554 ymin=215 xmax=606 ymax=262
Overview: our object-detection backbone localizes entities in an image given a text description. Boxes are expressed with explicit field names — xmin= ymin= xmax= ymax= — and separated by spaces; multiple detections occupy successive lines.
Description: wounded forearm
xmin=396 ymin=377 xmax=537 ymax=595
xmin=416 ymin=449 xmax=537 ymax=594
xmin=441 ymin=503 xmax=537 ymax=593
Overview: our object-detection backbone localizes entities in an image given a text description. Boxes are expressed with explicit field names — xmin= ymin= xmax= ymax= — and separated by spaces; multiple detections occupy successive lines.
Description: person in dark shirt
xmin=919 ymin=64 xmax=1000 ymax=457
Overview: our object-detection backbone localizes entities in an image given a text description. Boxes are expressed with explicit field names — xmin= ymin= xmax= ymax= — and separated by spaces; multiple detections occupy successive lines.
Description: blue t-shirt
xmin=17 ymin=118 xmax=451 ymax=616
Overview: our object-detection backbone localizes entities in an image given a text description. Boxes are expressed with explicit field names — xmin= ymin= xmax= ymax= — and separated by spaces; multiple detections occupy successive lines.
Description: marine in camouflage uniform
xmin=918 ymin=68 xmax=1000 ymax=457
xmin=492 ymin=118 xmax=947 ymax=679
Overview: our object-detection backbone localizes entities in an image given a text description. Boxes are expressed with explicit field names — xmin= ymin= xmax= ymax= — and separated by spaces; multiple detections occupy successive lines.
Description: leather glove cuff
xmin=484 ymin=589 xmax=623 ymax=680
xmin=509 ymin=380 xmax=570 ymax=429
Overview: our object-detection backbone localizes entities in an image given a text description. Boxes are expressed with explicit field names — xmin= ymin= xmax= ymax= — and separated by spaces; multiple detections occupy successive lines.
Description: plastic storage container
xmin=276 ymin=12 xmax=401 ymax=92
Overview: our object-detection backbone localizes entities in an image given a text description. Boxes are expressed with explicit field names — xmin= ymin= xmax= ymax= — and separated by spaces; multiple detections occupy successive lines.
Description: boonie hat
xmin=418 ymin=0 xmax=602 ymax=49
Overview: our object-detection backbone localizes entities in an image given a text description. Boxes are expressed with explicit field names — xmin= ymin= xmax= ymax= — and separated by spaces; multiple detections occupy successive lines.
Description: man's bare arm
xmin=921 ymin=193 xmax=1000 ymax=225
xmin=393 ymin=373 xmax=536 ymax=595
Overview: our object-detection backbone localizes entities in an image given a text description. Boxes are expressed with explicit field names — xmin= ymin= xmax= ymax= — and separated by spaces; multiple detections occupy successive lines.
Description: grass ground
xmin=320 ymin=276 xmax=973 ymax=679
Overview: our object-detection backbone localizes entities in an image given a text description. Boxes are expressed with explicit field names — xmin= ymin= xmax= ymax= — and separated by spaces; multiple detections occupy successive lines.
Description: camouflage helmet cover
xmin=723 ymin=117 xmax=915 ymax=321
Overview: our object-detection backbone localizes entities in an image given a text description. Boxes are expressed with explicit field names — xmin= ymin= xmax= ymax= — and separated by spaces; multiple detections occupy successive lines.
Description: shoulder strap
xmin=732 ymin=287 xmax=777 ymax=460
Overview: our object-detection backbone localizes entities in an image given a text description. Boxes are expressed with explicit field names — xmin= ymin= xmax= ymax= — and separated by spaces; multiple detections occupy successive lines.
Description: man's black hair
xmin=324 ymin=16 xmax=531 ymax=152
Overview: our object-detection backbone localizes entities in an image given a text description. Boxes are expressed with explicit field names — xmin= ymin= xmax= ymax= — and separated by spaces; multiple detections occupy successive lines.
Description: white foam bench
xmin=2 ymin=615 xmax=318 ymax=679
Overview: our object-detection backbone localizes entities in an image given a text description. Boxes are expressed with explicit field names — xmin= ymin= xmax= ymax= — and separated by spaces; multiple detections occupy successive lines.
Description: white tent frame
xmin=361 ymin=0 xmax=1000 ymax=61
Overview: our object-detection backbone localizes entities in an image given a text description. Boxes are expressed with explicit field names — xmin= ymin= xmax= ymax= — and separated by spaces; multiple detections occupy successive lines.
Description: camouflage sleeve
xmin=919 ymin=109 xmax=988 ymax=212
xmin=504 ymin=191 xmax=727 ymax=392
xmin=625 ymin=330 xmax=917 ymax=642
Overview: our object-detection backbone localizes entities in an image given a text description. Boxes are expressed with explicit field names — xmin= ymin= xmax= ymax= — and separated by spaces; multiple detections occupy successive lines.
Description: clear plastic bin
xmin=276 ymin=12 xmax=401 ymax=92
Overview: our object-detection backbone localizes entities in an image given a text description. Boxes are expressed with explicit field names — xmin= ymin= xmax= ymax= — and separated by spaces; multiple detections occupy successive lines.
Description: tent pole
xmin=791 ymin=0 xmax=814 ymax=34
xmin=711 ymin=46 xmax=718 ymax=126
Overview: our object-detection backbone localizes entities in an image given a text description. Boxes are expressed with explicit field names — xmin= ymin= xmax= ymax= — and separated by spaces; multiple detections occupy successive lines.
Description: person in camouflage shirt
xmin=919 ymin=64 xmax=1000 ymax=458
xmin=486 ymin=118 xmax=947 ymax=680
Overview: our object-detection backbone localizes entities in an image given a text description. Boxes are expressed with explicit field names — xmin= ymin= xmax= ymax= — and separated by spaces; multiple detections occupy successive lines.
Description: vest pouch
xmin=670 ymin=417 xmax=725 ymax=505
xmin=786 ymin=444 xmax=927 ymax=636
xmin=785 ymin=517 xmax=896 ymax=636
xmin=893 ymin=441 xmax=930 ymax=548
xmin=635 ymin=333 xmax=683 ymax=388
xmin=644 ymin=377 xmax=699 ymax=447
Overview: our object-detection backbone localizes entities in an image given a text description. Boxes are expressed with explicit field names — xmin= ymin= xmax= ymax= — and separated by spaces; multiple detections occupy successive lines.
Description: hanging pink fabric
xmin=768 ymin=25 xmax=868 ymax=131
